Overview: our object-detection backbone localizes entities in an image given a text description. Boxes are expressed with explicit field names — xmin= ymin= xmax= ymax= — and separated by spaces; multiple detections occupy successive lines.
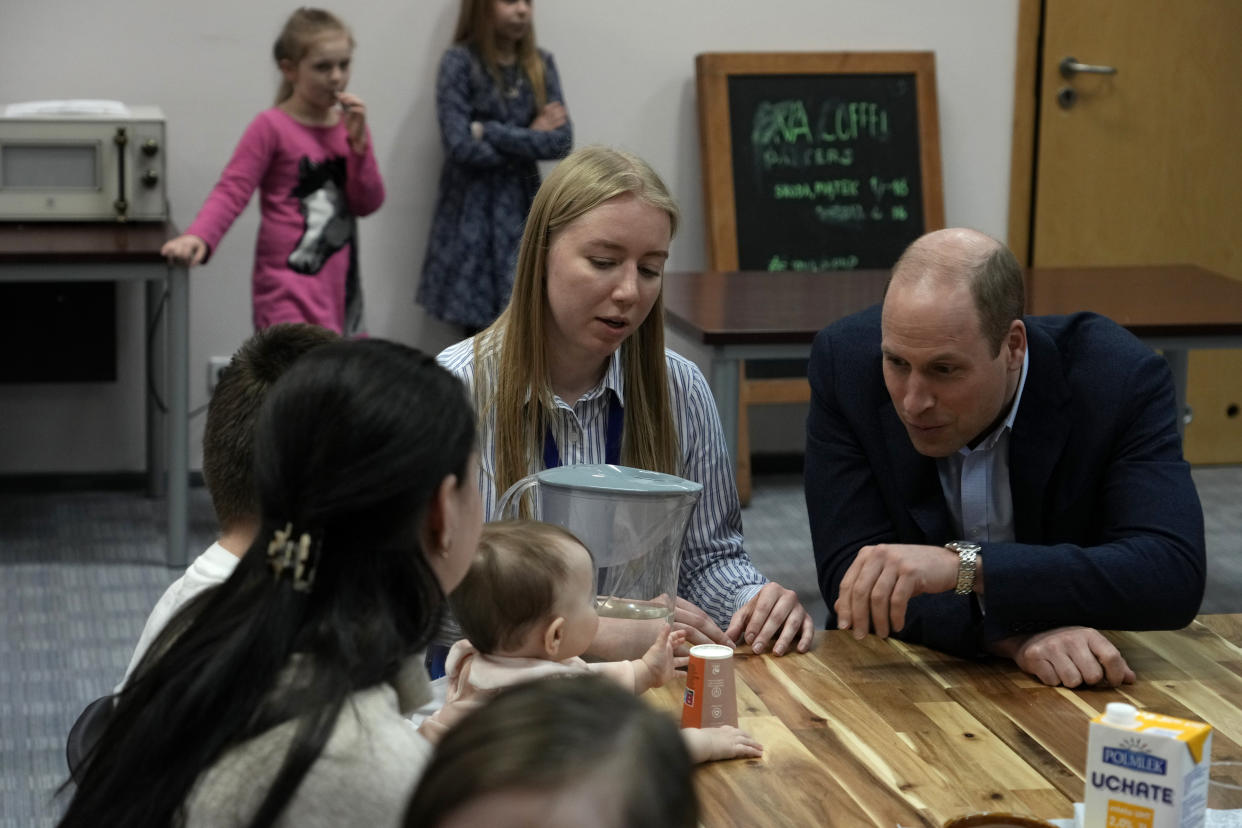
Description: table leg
xmin=1163 ymin=348 xmax=1189 ymax=441
xmin=710 ymin=354 xmax=740 ymax=469
xmin=145 ymin=279 xmax=165 ymax=499
xmin=167 ymin=263 xmax=190 ymax=567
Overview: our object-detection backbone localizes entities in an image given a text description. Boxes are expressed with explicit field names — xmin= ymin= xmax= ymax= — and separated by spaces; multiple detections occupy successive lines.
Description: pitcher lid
xmin=538 ymin=464 xmax=703 ymax=495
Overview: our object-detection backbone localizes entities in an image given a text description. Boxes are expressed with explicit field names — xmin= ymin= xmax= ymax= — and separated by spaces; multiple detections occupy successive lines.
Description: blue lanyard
xmin=543 ymin=391 xmax=623 ymax=469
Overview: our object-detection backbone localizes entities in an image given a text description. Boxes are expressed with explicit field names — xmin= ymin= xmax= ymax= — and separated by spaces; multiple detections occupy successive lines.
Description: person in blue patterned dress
xmin=418 ymin=0 xmax=573 ymax=333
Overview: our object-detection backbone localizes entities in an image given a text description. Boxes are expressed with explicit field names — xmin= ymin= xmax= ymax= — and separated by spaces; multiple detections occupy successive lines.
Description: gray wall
xmin=0 ymin=0 xmax=1018 ymax=471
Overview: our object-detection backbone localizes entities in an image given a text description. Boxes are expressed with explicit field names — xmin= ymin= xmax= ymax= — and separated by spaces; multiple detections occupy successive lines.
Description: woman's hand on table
xmin=672 ymin=596 xmax=734 ymax=650
xmin=726 ymin=582 xmax=815 ymax=656
xmin=994 ymin=626 xmax=1136 ymax=688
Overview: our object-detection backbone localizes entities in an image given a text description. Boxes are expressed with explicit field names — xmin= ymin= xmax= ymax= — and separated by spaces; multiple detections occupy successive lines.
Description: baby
xmin=418 ymin=519 xmax=762 ymax=763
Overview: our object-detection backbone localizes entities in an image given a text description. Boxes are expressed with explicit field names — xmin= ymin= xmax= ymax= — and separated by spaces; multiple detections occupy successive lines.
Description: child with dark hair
xmin=418 ymin=519 xmax=762 ymax=764
xmin=60 ymin=339 xmax=482 ymax=828
xmin=118 ymin=322 xmax=338 ymax=689
xmin=406 ymin=675 xmax=699 ymax=828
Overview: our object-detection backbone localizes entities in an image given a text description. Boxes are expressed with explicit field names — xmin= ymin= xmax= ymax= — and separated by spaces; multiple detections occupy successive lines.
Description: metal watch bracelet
xmin=946 ymin=541 xmax=981 ymax=595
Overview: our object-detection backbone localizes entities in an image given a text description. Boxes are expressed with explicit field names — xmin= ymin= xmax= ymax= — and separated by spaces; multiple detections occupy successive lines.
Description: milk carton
xmin=1084 ymin=702 xmax=1211 ymax=828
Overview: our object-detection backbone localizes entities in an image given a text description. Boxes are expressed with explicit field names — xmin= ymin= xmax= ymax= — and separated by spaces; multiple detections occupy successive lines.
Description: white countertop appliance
xmin=0 ymin=101 xmax=167 ymax=221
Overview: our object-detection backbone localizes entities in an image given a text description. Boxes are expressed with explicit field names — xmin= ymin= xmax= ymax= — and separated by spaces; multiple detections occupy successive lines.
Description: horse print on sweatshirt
xmin=288 ymin=156 xmax=355 ymax=275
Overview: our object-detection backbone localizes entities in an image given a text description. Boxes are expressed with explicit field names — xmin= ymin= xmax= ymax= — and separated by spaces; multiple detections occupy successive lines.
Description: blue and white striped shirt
xmin=437 ymin=337 xmax=766 ymax=627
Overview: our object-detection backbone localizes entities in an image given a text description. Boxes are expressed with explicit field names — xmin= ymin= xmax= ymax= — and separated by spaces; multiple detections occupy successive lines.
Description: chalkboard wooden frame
xmin=695 ymin=51 xmax=945 ymax=270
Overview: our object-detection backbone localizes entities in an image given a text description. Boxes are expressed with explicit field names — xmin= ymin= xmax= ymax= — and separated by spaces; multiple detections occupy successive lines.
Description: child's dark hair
xmin=59 ymin=339 xmax=476 ymax=828
xmin=404 ymin=675 xmax=698 ymax=827
xmin=450 ymin=519 xmax=591 ymax=653
xmin=202 ymin=323 xmax=338 ymax=531
xmin=272 ymin=7 xmax=354 ymax=105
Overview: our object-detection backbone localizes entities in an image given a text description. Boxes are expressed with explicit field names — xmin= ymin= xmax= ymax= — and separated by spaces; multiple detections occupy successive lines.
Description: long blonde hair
xmin=453 ymin=0 xmax=548 ymax=109
xmin=272 ymin=7 xmax=354 ymax=105
xmin=474 ymin=146 xmax=681 ymax=501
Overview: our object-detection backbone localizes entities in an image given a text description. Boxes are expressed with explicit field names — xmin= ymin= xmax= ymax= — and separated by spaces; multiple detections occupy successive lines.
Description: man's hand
xmin=994 ymin=626 xmax=1135 ymax=688
xmin=834 ymin=543 xmax=960 ymax=639
xmin=725 ymin=582 xmax=815 ymax=656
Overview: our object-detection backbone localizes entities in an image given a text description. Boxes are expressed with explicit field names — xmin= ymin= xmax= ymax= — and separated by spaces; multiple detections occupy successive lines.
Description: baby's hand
xmin=639 ymin=624 xmax=686 ymax=688
xmin=682 ymin=726 xmax=764 ymax=763
xmin=160 ymin=234 xmax=207 ymax=266
xmin=337 ymin=92 xmax=368 ymax=153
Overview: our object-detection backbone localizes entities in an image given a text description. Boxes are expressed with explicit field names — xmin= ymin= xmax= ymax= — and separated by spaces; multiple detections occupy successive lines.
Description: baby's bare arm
xmin=681 ymin=726 xmax=764 ymax=763
xmin=630 ymin=626 xmax=686 ymax=694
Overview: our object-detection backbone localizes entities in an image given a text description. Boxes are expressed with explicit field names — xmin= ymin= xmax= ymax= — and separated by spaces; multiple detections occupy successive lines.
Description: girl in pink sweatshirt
xmin=161 ymin=8 xmax=384 ymax=335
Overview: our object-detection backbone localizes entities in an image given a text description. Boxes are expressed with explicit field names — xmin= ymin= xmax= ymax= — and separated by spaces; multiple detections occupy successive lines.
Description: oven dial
xmin=142 ymin=139 xmax=159 ymax=157
xmin=141 ymin=169 xmax=160 ymax=188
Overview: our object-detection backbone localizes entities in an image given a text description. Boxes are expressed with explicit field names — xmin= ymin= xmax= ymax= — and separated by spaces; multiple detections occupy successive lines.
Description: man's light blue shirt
xmin=936 ymin=350 xmax=1030 ymax=543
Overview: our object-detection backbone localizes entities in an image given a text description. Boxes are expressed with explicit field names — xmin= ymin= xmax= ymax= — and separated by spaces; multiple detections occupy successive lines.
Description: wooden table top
xmin=0 ymin=220 xmax=175 ymax=263
xmin=643 ymin=615 xmax=1242 ymax=827
xmin=663 ymin=265 xmax=1242 ymax=346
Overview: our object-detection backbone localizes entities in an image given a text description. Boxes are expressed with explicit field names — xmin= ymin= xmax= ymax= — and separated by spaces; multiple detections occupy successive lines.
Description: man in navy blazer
xmin=805 ymin=228 xmax=1205 ymax=687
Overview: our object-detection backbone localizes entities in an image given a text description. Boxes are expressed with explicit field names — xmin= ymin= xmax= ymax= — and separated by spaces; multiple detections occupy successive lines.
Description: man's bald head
xmin=886 ymin=228 xmax=1024 ymax=355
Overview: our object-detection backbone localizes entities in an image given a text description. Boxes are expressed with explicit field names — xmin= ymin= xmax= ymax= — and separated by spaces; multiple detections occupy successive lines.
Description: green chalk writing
xmin=766 ymin=254 xmax=861 ymax=272
xmin=752 ymin=100 xmax=891 ymax=147
xmin=772 ymin=178 xmax=861 ymax=200
xmin=816 ymin=203 xmax=866 ymax=223
xmin=762 ymin=146 xmax=854 ymax=171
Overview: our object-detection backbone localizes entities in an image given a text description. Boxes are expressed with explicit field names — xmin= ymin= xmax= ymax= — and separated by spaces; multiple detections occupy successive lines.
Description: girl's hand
xmin=160 ymin=234 xmax=207 ymax=266
xmin=682 ymin=726 xmax=764 ymax=763
xmin=530 ymin=101 xmax=567 ymax=131
xmin=338 ymin=92 xmax=368 ymax=153
xmin=639 ymin=624 xmax=686 ymax=687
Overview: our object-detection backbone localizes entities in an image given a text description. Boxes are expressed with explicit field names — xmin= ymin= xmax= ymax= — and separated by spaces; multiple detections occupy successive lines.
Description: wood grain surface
xmin=644 ymin=615 xmax=1242 ymax=827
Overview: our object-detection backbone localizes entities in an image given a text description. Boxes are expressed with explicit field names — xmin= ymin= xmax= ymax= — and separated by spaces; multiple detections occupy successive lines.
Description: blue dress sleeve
xmin=436 ymin=47 xmax=506 ymax=169
xmin=480 ymin=50 xmax=573 ymax=161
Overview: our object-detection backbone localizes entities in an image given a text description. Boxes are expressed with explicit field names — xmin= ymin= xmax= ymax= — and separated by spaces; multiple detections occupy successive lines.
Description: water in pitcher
xmin=595 ymin=597 xmax=674 ymax=645
xmin=595 ymin=597 xmax=674 ymax=622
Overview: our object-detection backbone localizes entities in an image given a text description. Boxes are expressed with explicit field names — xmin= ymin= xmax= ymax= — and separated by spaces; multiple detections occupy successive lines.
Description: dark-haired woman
xmin=59 ymin=339 xmax=481 ymax=828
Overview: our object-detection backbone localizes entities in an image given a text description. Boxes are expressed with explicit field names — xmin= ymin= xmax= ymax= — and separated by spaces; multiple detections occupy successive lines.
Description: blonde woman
xmin=437 ymin=146 xmax=814 ymax=663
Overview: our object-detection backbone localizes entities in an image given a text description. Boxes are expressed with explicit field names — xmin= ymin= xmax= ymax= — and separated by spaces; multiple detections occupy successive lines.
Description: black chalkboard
xmin=697 ymin=52 xmax=944 ymax=272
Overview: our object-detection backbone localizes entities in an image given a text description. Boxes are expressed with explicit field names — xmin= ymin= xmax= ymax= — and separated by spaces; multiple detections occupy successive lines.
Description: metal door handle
xmin=1060 ymin=56 xmax=1118 ymax=78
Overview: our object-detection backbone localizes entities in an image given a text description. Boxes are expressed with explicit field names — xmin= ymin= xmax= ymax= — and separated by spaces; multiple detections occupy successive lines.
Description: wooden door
xmin=1022 ymin=0 xmax=1242 ymax=463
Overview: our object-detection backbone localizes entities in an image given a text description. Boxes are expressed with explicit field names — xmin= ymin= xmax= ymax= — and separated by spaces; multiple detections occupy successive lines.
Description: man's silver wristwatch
xmin=946 ymin=541 xmax=982 ymax=595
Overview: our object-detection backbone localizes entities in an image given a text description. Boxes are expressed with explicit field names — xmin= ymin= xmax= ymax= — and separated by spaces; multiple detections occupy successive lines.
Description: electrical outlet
xmin=207 ymin=356 xmax=230 ymax=394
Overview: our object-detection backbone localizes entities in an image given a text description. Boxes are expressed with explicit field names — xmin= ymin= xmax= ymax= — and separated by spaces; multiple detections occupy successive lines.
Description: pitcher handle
xmin=495 ymin=474 xmax=541 ymax=519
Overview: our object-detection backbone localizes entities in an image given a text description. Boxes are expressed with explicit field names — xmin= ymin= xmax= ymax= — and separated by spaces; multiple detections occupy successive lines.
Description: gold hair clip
xmin=267 ymin=522 xmax=318 ymax=593
xmin=292 ymin=531 xmax=315 ymax=593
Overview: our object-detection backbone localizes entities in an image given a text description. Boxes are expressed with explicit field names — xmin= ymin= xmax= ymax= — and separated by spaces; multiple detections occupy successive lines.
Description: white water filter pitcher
xmin=495 ymin=464 xmax=702 ymax=624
